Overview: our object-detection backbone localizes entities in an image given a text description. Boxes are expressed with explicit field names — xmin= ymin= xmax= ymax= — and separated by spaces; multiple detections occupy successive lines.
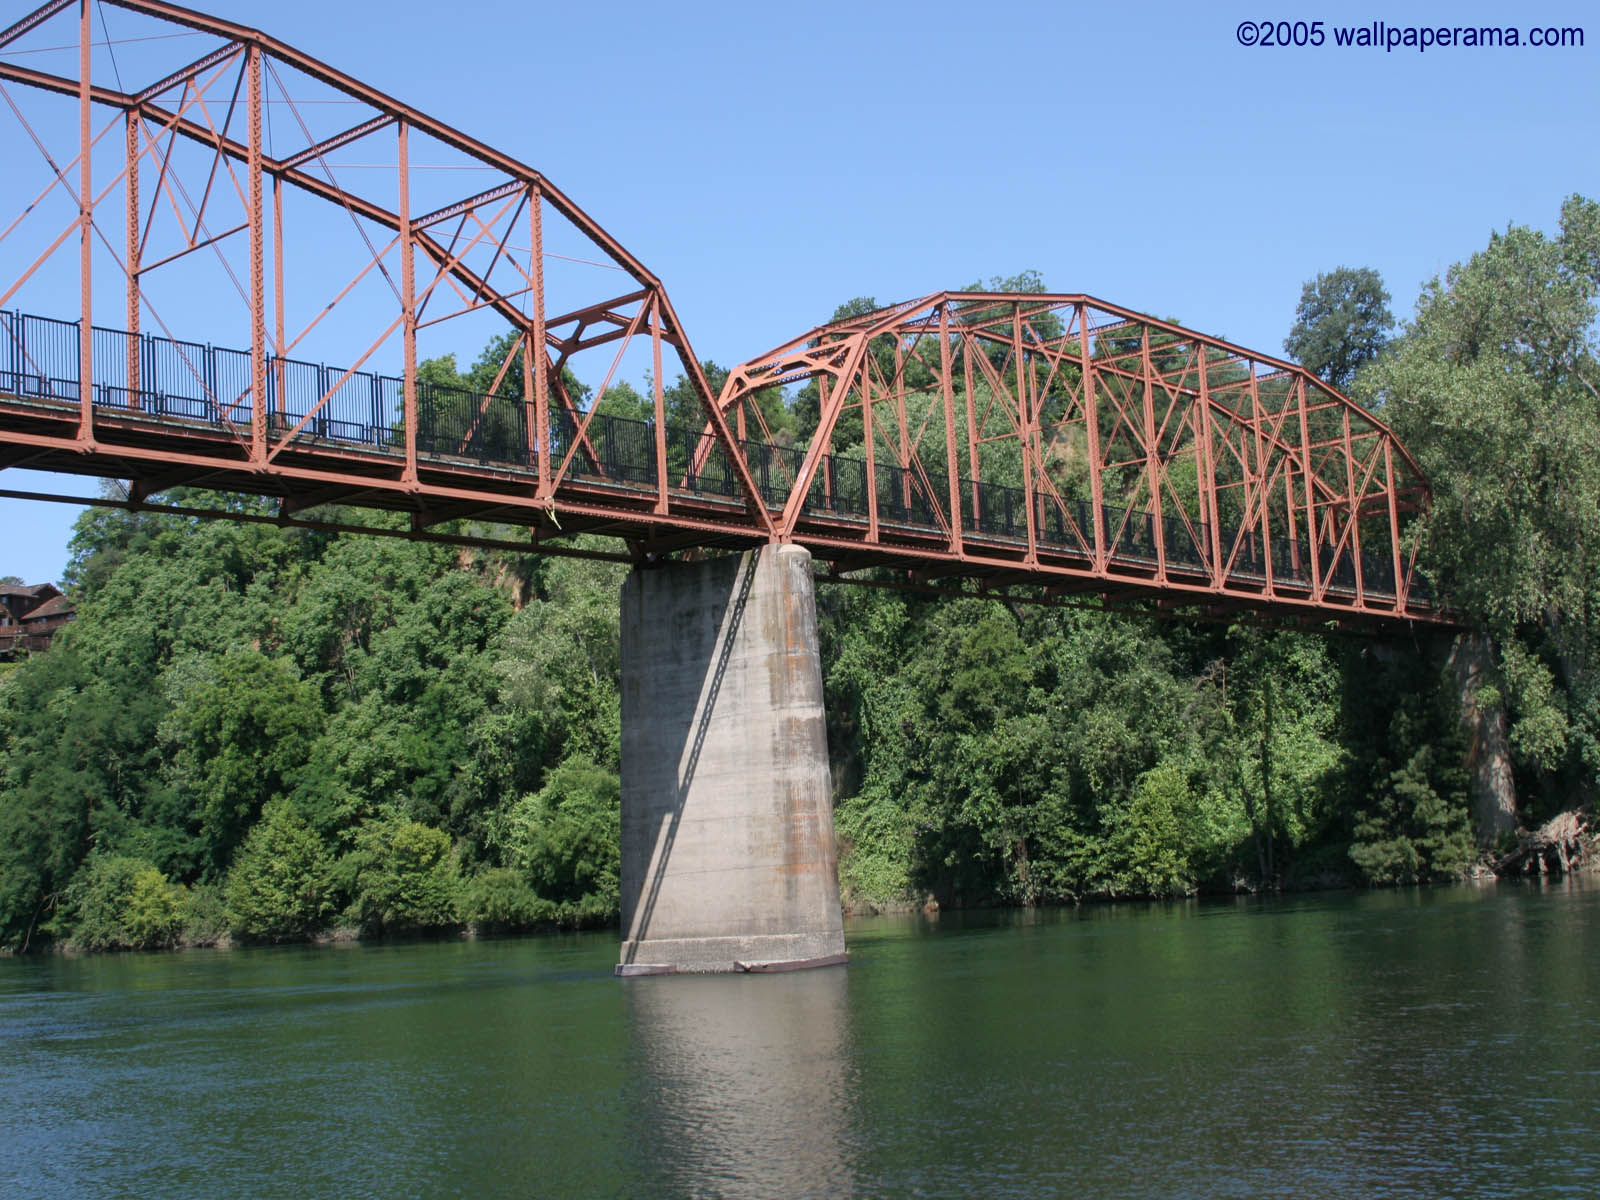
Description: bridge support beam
xmin=617 ymin=544 xmax=846 ymax=975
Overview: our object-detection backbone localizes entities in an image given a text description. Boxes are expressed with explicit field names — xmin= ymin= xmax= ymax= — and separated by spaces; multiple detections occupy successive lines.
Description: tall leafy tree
xmin=1284 ymin=266 xmax=1394 ymax=394
xmin=1368 ymin=194 xmax=1600 ymax=817
xmin=225 ymin=800 xmax=335 ymax=940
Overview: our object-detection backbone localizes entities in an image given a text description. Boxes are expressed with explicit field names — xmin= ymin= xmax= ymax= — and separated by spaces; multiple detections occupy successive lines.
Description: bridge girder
xmin=713 ymin=292 xmax=1435 ymax=622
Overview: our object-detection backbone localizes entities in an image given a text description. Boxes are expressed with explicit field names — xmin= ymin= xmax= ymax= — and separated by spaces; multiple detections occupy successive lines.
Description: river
xmin=3 ymin=882 xmax=1598 ymax=1198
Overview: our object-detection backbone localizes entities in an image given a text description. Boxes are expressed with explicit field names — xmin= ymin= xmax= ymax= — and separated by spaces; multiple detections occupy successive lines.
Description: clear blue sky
xmin=3 ymin=0 xmax=1596 ymax=584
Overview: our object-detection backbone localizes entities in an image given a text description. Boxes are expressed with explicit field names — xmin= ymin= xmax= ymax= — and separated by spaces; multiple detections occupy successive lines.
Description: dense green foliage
xmin=67 ymin=854 xmax=187 ymax=950
xmin=0 ymin=502 xmax=629 ymax=950
xmin=1 ymin=200 xmax=1595 ymax=952
xmin=821 ymin=588 xmax=1470 ymax=908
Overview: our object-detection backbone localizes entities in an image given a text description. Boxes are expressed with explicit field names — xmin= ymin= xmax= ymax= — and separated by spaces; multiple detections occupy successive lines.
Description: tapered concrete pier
xmin=616 ymin=545 xmax=846 ymax=975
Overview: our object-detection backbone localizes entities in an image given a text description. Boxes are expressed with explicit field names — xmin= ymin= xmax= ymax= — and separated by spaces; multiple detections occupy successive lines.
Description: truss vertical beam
xmin=1385 ymin=440 xmax=1405 ymax=613
xmin=272 ymin=176 xmax=285 ymax=413
xmin=1250 ymin=369 xmax=1273 ymax=595
xmin=1078 ymin=304 xmax=1105 ymax=571
xmin=247 ymin=42 xmax=266 ymax=462
xmin=398 ymin=120 xmax=417 ymax=484
xmin=1017 ymin=304 xmax=1038 ymax=564
xmin=1296 ymin=376 xmax=1322 ymax=599
xmin=651 ymin=295 xmax=668 ymax=515
xmin=529 ymin=186 xmax=549 ymax=493
xmin=1141 ymin=326 xmax=1165 ymax=582
xmin=1197 ymin=349 xmax=1223 ymax=588
xmin=939 ymin=301 xmax=963 ymax=555
xmin=817 ymin=372 xmax=833 ymax=511
xmin=1283 ymin=471 xmax=1300 ymax=577
xmin=124 ymin=109 xmax=140 ymax=408
xmin=76 ymin=0 xmax=92 ymax=440
xmin=1343 ymin=405 xmax=1365 ymax=606
xmin=963 ymin=334 xmax=980 ymax=515
xmin=862 ymin=347 xmax=878 ymax=541
xmin=893 ymin=338 xmax=911 ymax=513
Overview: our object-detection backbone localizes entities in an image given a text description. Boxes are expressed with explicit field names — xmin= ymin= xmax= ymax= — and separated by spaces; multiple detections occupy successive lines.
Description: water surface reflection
xmin=625 ymin=967 xmax=855 ymax=1198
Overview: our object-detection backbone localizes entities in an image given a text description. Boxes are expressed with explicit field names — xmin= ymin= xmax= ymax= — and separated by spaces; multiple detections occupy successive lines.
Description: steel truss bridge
xmin=0 ymin=0 xmax=1439 ymax=631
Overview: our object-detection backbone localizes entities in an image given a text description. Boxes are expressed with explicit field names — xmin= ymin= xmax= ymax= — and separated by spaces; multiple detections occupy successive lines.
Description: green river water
xmin=3 ymin=882 xmax=1598 ymax=1198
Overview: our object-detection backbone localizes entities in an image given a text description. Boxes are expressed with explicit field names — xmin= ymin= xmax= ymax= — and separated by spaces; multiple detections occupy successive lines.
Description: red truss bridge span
xmin=0 ymin=1 xmax=1439 ymax=632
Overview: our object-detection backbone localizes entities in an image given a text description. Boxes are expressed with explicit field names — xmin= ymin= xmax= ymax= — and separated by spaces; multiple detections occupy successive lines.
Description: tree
xmin=501 ymin=756 xmax=620 ymax=912
xmin=493 ymin=551 xmax=624 ymax=770
xmin=1349 ymin=745 xmax=1474 ymax=883
xmin=458 ymin=867 xmax=552 ymax=931
xmin=1211 ymin=629 xmax=1343 ymax=886
xmin=123 ymin=865 xmax=189 ymax=947
xmin=340 ymin=813 xmax=462 ymax=935
xmin=224 ymin=800 xmax=335 ymax=940
xmin=1102 ymin=761 xmax=1196 ymax=897
xmin=66 ymin=854 xmax=187 ymax=950
xmin=167 ymin=649 xmax=325 ymax=875
xmin=1284 ymin=266 xmax=1394 ymax=394
xmin=0 ymin=647 xmax=169 ymax=948
xmin=1368 ymin=194 xmax=1600 ymax=819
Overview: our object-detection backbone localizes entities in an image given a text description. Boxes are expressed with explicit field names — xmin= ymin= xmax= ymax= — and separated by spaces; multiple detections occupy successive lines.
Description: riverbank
xmin=14 ymin=814 xmax=1595 ymax=959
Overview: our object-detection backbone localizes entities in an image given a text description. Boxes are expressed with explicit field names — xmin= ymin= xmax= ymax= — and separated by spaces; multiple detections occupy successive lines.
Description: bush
xmin=1350 ymin=746 xmax=1476 ymax=884
xmin=550 ymin=891 xmax=621 ymax=929
xmin=834 ymin=785 xmax=918 ymax=909
xmin=1101 ymin=760 xmax=1196 ymax=898
xmin=342 ymin=814 xmax=462 ymax=935
xmin=125 ymin=866 xmax=188 ymax=947
xmin=180 ymin=884 xmax=230 ymax=946
xmin=502 ymin=757 xmax=620 ymax=911
xmin=68 ymin=855 xmax=187 ymax=950
xmin=225 ymin=801 xmax=336 ymax=940
xmin=458 ymin=868 xmax=555 ymax=932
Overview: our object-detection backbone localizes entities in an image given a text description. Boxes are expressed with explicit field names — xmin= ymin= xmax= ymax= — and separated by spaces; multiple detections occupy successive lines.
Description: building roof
xmin=0 ymin=582 xmax=54 ymax=599
xmin=20 ymin=594 xmax=74 ymax=622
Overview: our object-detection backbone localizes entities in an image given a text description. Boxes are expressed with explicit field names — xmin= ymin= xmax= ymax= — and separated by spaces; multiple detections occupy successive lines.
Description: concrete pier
xmin=616 ymin=545 xmax=846 ymax=975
